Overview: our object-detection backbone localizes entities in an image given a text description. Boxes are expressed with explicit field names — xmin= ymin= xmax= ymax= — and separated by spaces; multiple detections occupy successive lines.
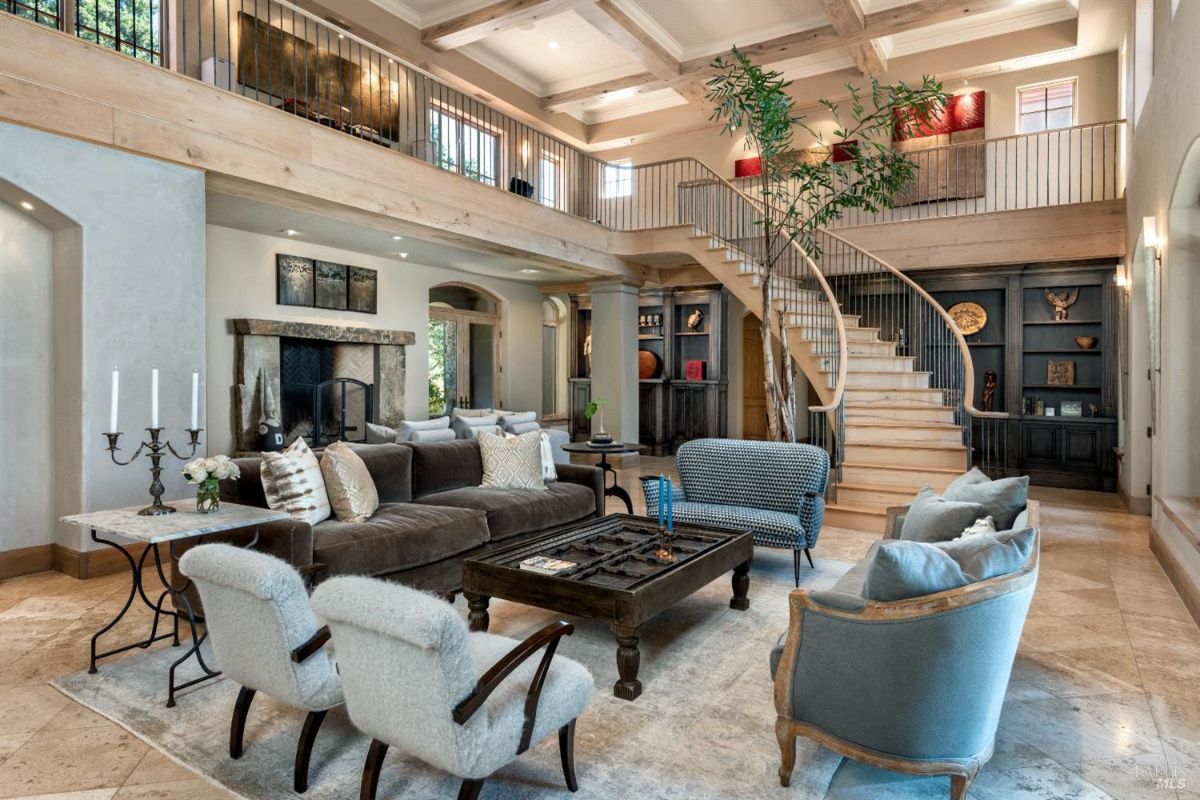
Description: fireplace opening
xmin=280 ymin=337 xmax=374 ymax=446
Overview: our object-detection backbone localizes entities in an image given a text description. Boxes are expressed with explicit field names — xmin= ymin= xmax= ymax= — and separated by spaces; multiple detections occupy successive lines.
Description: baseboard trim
xmin=52 ymin=543 xmax=151 ymax=580
xmin=1117 ymin=483 xmax=1151 ymax=516
xmin=1149 ymin=524 xmax=1200 ymax=629
xmin=0 ymin=544 xmax=54 ymax=579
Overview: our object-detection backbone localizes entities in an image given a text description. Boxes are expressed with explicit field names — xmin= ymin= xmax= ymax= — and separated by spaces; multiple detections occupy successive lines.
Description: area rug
xmin=52 ymin=549 xmax=850 ymax=799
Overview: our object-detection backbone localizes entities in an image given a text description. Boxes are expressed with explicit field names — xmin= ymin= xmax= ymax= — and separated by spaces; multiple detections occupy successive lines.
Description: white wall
xmin=0 ymin=123 xmax=207 ymax=553
xmin=0 ymin=201 xmax=54 ymax=551
xmin=205 ymin=226 xmax=545 ymax=453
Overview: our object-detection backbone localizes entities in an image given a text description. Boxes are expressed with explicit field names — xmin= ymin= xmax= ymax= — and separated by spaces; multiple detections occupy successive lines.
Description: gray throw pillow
xmin=398 ymin=416 xmax=450 ymax=442
xmin=505 ymin=420 xmax=541 ymax=435
xmin=451 ymin=407 xmax=495 ymax=419
xmin=457 ymin=424 xmax=502 ymax=440
xmin=944 ymin=467 xmax=990 ymax=496
xmin=862 ymin=540 xmax=970 ymax=602
xmin=944 ymin=474 xmax=1030 ymax=530
xmin=409 ymin=428 xmax=456 ymax=443
xmin=365 ymin=422 xmax=398 ymax=444
xmin=451 ymin=414 xmax=499 ymax=438
xmin=498 ymin=410 xmax=537 ymax=425
xmin=936 ymin=527 xmax=1036 ymax=582
xmin=899 ymin=486 xmax=987 ymax=543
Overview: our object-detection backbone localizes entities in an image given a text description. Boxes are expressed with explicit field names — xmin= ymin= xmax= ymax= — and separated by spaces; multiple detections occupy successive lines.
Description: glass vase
xmin=195 ymin=478 xmax=221 ymax=514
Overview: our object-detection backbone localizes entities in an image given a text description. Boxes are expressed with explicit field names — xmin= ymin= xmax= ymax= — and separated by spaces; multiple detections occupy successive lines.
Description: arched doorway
xmin=428 ymin=284 xmax=502 ymax=414
xmin=542 ymin=297 xmax=567 ymax=417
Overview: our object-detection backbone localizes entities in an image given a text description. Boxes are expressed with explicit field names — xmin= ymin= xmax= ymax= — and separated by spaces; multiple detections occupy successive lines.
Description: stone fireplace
xmin=231 ymin=319 xmax=414 ymax=453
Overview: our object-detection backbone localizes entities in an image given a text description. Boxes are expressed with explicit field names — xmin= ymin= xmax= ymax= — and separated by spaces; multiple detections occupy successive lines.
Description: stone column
xmin=589 ymin=280 xmax=640 ymax=443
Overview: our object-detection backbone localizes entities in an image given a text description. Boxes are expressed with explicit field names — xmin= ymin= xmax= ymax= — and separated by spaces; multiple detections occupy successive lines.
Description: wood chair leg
xmin=793 ymin=550 xmax=801 ymax=587
xmin=804 ymin=548 xmax=815 ymax=569
xmin=457 ymin=778 xmax=486 ymax=800
xmin=775 ymin=718 xmax=797 ymax=788
xmin=950 ymin=772 xmax=973 ymax=800
xmin=293 ymin=709 xmax=329 ymax=793
xmin=229 ymin=686 xmax=256 ymax=759
xmin=359 ymin=739 xmax=388 ymax=800
xmin=559 ymin=719 xmax=579 ymax=792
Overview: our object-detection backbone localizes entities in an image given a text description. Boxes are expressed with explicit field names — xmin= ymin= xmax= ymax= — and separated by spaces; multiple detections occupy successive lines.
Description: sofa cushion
xmin=452 ymin=408 xmax=494 ymax=418
xmin=452 ymin=414 xmax=499 ymax=438
xmin=398 ymin=416 xmax=451 ymax=442
xmin=220 ymin=457 xmax=267 ymax=507
xmin=505 ymin=420 xmax=541 ymax=435
xmin=944 ymin=467 xmax=990 ymax=496
xmin=366 ymin=422 xmax=398 ymax=444
xmin=415 ymin=482 xmax=594 ymax=541
xmin=320 ymin=442 xmax=380 ymax=523
xmin=937 ymin=528 xmax=1037 ymax=581
xmin=497 ymin=410 xmax=537 ymax=426
xmin=479 ymin=430 xmax=545 ymax=491
xmin=944 ymin=473 xmax=1030 ymax=530
xmin=260 ymin=438 xmax=331 ymax=526
xmin=862 ymin=540 xmax=970 ymax=602
xmin=899 ymin=486 xmax=987 ymax=543
xmin=409 ymin=440 xmax=484 ymax=498
xmin=346 ymin=443 xmax=413 ymax=504
xmin=410 ymin=428 xmax=456 ymax=443
xmin=671 ymin=501 xmax=803 ymax=548
xmin=311 ymin=502 xmax=488 ymax=577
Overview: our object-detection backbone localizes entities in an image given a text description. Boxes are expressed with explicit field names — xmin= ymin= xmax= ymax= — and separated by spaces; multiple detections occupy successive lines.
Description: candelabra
xmin=655 ymin=526 xmax=676 ymax=563
xmin=104 ymin=427 xmax=203 ymax=516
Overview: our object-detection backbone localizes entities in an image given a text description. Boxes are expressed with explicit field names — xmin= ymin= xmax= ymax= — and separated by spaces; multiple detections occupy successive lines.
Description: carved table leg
xmin=612 ymin=624 xmax=642 ymax=701
xmin=465 ymin=592 xmax=491 ymax=632
xmin=730 ymin=559 xmax=751 ymax=610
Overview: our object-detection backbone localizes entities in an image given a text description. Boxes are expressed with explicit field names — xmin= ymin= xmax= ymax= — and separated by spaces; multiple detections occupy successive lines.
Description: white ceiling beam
xmin=421 ymin=0 xmax=580 ymax=52
xmin=547 ymin=0 xmax=1032 ymax=108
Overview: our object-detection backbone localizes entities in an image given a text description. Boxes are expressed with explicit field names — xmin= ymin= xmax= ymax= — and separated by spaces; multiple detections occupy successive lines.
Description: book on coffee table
xmin=519 ymin=555 xmax=576 ymax=575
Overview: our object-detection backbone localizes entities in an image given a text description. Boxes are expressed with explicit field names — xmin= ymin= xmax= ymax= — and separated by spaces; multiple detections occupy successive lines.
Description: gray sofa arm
xmin=556 ymin=463 xmax=605 ymax=517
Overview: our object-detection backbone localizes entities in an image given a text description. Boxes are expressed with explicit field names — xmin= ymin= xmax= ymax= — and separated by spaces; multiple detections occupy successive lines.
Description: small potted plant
xmin=584 ymin=399 xmax=612 ymax=445
xmin=182 ymin=455 xmax=241 ymax=514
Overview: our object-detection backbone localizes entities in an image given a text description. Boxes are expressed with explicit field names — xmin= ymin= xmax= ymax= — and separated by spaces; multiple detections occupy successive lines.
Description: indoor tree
xmin=705 ymin=47 xmax=946 ymax=442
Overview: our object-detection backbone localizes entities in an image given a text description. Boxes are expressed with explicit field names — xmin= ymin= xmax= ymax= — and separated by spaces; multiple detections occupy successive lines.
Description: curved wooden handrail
xmin=817 ymin=227 xmax=1009 ymax=421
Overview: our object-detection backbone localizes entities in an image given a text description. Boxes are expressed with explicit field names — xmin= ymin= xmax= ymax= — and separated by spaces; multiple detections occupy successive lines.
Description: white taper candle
xmin=190 ymin=370 xmax=199 ymax=430
xmin=150 ymin=367 xmax=159 ymax=429
xmin=109 ymin=368 xmax=119 ymax=432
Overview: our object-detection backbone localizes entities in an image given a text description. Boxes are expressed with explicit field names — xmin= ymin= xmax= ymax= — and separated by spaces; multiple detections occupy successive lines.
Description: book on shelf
xmin=519 ymin=556 xmax=576 ymax=575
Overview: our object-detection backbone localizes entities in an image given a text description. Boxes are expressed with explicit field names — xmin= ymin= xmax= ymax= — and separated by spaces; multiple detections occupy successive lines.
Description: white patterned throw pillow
xmin=479 ymin=430 xmax=547 ymax=491
xmin=320 ymin=442 xmax=379 ymax=523
xmin=260 ymin=437 xmax=331 ymax=525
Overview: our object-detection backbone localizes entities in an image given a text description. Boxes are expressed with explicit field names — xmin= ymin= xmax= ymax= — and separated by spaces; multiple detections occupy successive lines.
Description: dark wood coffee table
xmin=461 ymin=514 xmax=753 ymax=701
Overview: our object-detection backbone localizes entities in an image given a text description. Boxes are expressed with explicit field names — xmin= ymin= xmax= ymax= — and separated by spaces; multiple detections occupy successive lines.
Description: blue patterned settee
xmin=641 ymin=438 xmax=829 ymax=586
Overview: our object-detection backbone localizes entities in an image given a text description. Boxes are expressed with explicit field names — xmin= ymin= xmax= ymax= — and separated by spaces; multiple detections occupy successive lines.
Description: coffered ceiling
xmin=364 ymin=0 xmax=1092 ymax=125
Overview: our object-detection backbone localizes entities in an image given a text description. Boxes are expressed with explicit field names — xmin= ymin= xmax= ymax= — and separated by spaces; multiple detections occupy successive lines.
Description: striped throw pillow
xmin=260 ymin=438 xmax=331 ymax=525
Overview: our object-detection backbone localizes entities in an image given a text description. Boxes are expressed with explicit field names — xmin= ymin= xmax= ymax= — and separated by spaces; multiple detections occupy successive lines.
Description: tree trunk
xmin=760 ymin=275 xmax=783 ymax=442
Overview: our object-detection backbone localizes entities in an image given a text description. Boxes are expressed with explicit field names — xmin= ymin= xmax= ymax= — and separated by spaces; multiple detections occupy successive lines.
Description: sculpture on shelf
xmin=1044 ymin=287 xmax=1079 ymax=321
xmin=583 ymin=333 xmax=593 ymax=376
xmin=948 ymin=301 xmax=987 ymax=336
xmin=687 ymin=308 xmax=705 ymax=332
xmin=981 ymin=370 xmax=997 ymax=413
xmin=1047 ymin=360 xmax=1076 ymax=386
xmin=257 ymin=368 xmax=284 ymax=451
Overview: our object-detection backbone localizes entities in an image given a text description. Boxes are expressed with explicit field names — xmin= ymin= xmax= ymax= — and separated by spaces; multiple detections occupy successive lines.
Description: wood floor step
xmin=845 ymin=371 xmax=932 ymax=389
xmin=844 ymin=404 xmax=957 ymax=424
xmin=846 ymin=354 xmax=916 ymax=372
xmin=840 ymin=462 xmax=961 ymax=491
xmin=846 ymin=340 xmax=898 ymax=356
xmin=844 ymin=421 xmax=963 ymax=446
xmin=823 ymin=503 xmax=888 ymax=534
xmin=799 ymin=326 xmax=880 ymax=342
xmin=844 ymin=387 xmax=944 ymax=405
xmin=844 ymin=442 xmax=968 ymax=470
xmin=833 ymin=483 xmax=919 ymax=508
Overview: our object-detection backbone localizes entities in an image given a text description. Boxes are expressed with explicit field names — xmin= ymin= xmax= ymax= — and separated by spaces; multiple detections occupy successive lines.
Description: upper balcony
xmin=0 ymin=0 xmax=1125 ymax=277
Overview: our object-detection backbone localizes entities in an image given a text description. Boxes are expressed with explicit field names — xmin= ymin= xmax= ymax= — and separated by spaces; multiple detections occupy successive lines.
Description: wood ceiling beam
xmin=541 ymin=0 xmax=1031 ymax=108
xmin=818 ymin=0 xmax=886 ymax=77
xmin=573 ymin=0 xmax=680 ymax=81
xmin=421 ymin=0 xmax=580 ymax=52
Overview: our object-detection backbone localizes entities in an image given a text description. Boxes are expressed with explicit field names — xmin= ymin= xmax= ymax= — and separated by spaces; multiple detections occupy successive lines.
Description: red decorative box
xmin=685 ymin=360 xmax=707 ymax=381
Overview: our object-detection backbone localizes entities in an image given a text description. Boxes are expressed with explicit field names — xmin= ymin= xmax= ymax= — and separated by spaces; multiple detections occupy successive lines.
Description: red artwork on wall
xmin=893 ymin=91 xmax=985 ymax=142
xmin=733 ymin=140 xmax=858 ymax=178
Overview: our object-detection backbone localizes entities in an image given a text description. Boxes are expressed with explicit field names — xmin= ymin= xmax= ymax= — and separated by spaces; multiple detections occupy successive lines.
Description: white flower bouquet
xmin=182 ymin=455 xmax=241 ymax=484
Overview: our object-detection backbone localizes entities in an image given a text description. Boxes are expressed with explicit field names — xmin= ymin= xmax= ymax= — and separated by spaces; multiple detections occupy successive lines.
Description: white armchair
xmin=178 ymin=544 xmax=343 ymax=793
xmin=311 ymin=576 xmax=593 ymax=800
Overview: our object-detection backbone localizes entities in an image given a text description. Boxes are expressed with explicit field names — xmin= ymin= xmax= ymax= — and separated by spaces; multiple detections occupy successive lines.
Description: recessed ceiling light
xmin=520 ymin=268 xmax=540 ymax=274
xmin=547 ymin=41 xmax=559 ymax=49
xmin=19 ymin=200 xmax=34 ymax=211
xmin=391 ymin=234 xmax=403 ymax=240
xmin=281 ymin=228 xmax=299 ymax=237
xmin=397 ymin=252 xmax=408 ymax=258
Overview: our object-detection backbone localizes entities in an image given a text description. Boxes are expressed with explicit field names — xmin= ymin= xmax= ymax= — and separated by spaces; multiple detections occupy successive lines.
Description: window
xmin=75 ymin=0 xmax=163 ymax=64
xmin=1018 ymin=80 xmax=1075 ymax=133
xmin=539 ymin=154 xmax=559 ymax=208
xmin=5 ymin=0 xmax=58 ymax=29
xmin=429 ymin=106 xmax=499 ymax=186
xmin=602 ymin=159 xmax=632 ymax=199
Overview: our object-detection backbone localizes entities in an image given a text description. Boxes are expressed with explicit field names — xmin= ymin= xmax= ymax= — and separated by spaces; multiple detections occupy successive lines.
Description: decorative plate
xmin=947 ymin=301 xmax=988 ymax=336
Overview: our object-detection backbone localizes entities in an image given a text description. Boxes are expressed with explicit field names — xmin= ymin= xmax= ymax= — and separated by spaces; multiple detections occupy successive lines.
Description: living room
xmin=0 ymin=0 xmax=1198 ymax=798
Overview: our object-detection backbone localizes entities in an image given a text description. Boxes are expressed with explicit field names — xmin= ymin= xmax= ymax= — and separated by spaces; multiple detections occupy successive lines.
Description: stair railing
xmin=810 ymin=228 xmax=1010 ymax=475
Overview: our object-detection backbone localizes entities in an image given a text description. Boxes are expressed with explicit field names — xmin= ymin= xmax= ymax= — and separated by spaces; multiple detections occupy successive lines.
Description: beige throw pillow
xmin=260 ymin=438 xmax=331 ymax=526
xmin=479 ymin=430 xmax=546 ymax=491
xmin=320 ymin=442 xmax=380 ymax=523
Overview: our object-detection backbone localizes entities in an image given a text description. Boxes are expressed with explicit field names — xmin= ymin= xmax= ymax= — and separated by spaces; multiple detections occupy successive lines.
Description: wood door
xmin=741 ymin=315 xmax=768 ymax=440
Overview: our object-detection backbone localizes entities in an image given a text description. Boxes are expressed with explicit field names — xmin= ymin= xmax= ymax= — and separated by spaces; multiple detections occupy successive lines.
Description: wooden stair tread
xmin=835 ymin=482 xmax=917 ymax=494
xmin=824 ymin=502 xmax=886 ymax=516
xmin=845 ymin=421 xmax=962 ymax=430
xmin=846 ymin=440 xmax=965 ymax=451
xmin=845 ymin=402 xmax=951 ymax=409
xmin=840 ymin=461 xmax=963 ymax=474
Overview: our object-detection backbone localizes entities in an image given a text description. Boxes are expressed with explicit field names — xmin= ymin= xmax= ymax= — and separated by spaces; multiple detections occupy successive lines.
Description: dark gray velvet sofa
xmin=186 ymin=439 xmax=603 ymax=595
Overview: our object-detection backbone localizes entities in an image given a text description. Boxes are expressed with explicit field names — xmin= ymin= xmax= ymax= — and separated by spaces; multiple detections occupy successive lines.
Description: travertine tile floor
xmin=0 ymin=461 xmax=1195 ymax=799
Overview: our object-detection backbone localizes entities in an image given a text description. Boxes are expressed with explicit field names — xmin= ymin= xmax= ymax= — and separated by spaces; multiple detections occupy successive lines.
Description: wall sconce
xmin=1115 ymin=262 xmax=1130 ymax=291
xmin=1143 ymin=216 xmax=1162 ymax=266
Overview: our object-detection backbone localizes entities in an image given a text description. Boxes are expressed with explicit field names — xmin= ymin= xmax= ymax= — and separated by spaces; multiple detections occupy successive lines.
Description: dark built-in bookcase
xmin=569 ymin=288 xmax=727 ymax=453
xmin=919 ymin=262 xmax=1119 ymax=491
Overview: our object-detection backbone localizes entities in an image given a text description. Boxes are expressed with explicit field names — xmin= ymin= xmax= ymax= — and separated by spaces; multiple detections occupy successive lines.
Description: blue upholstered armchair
xmin=770 ymin=502 xmax=1041 ymax=799
xmin=641 ymin=438 xmax=829 ymax=585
